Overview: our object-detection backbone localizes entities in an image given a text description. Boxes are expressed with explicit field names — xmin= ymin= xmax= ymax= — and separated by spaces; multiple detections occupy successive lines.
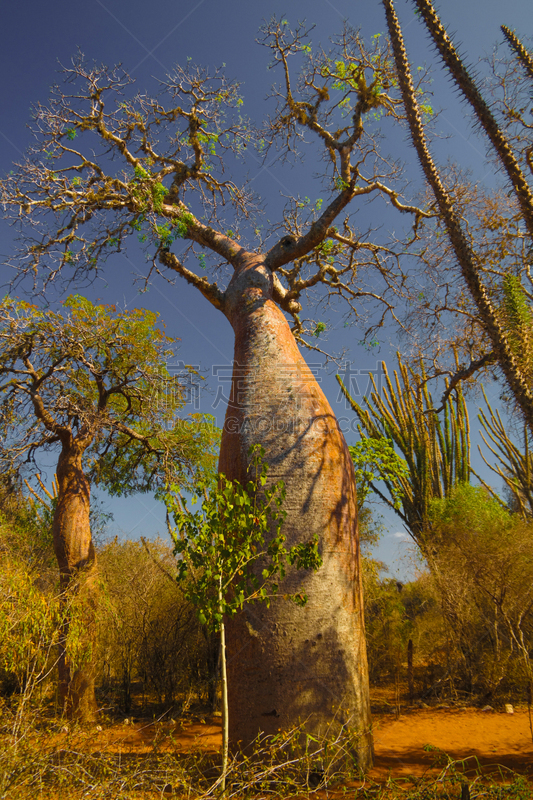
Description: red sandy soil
xmin=370 ymin=706 xmax=533 ymax=780
xmin=70 ymin=704 xmax=533 ymax=781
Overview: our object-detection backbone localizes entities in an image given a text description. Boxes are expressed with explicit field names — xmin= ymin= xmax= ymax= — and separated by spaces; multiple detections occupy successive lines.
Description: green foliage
xmin=0 ymin=294 xmax=218 ymax=493
xmin=349 ymin=437 xmax=408 ymax=510
xmin=167 ymin=445 xmax=322 ymax=629
xmin=152 ymin=209 xmax=195 ymax=246
xmin=127 ymin=162 xmax=172 ymax=222
xmin=166 ymin=444 xmax=322 ymax=791
xmin=0 ymin=563 xmax=62 ymax=694
xmin=429 ymin=482 xmax=510 ymax=532
xmin=428 ymin=483 xmax=533 ymax=696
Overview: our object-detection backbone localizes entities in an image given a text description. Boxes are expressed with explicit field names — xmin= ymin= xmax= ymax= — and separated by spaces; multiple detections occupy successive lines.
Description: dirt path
xmin=370 ymin=707 xmax=533 ymax=779
xmin=86 ymin=706 xmax=533 ymax=780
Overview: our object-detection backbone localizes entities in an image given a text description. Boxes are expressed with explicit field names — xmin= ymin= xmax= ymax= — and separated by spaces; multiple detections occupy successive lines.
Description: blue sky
xmin=1 ymin=0 xmax=532 ymax=575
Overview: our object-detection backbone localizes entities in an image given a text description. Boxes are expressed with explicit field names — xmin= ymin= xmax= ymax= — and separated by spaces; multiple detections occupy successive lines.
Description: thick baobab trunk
xmin=52 ymin=440 xmax=98 ymax=723
xmin=219 ymin=254 xmax=373 ymax=770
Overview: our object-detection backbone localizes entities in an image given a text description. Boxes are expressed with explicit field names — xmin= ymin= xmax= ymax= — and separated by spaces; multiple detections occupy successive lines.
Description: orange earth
xmin=370 ymin=706 xmax=533 ymax=780
xmin=76 ymin=704 xmax=533 ymax=782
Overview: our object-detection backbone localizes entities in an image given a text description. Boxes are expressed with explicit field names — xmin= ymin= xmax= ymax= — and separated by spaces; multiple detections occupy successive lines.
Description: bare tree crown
xmin=1 ymin=21 xmax=434 ymax=349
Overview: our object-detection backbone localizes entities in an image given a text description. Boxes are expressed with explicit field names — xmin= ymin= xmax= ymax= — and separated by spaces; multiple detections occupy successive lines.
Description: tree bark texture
xmin=219 ymin=254 xmax=373 ymax=770
xmin=52 ymin=440 xmax=98 ymax=723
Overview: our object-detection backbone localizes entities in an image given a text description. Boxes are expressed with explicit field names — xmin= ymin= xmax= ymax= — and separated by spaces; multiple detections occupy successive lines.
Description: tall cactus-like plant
xmin=501 ymin=26 xmax=533 ymax=83
xmin=501 ymin=274 xmax=533 ymax=386
xmin=337 ymin=355 xmax=470 ymax=549
xmin=409 ymin=0 xmax=533 ymax=237
xmin=382 ymin=0 xmax=533 ymax=434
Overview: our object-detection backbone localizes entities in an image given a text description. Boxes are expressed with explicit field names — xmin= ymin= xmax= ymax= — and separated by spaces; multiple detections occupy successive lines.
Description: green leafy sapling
xmin=349 ymin=437 xmax=408 ymax=511
xmin=165 ymin=445 xmax=322 ymax=792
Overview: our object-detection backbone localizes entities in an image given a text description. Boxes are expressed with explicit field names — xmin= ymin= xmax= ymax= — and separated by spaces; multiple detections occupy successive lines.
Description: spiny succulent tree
xmin=337 ymin=354 xmax=470 ymax=551
xmin=501 ymin=25 xmax=533 ymax=84
xmin=0 ymin=21 xmax=437 ymax=764
xmin=382 ymin=0 xmax=533 ymax=430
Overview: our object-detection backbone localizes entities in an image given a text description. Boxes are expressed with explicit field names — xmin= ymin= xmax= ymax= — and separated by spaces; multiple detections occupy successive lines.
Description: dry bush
xmin=97 ymin=537 xmax=213 ymax=714
xmin=365 ymin=483 xmax=533 ymax=705
xmin=363 ymin=558 xmax=449 ymax=698
xmin=0 ymin=482 xmax=59 ymax=709
xmin=427 ymin=484 xmax=533 ymax=702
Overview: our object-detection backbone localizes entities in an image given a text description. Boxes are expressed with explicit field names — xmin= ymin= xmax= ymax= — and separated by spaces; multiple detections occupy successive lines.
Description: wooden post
xmin=407 ymin=638 xmax=414 ymax=704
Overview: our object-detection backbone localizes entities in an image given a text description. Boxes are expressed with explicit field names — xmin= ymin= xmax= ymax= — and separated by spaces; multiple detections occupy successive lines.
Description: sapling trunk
xmin=219 ymin=578 xmax=229 ymax=793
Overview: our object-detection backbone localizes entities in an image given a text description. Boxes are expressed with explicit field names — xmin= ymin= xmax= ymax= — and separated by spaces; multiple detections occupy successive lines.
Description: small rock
xmin=505 ymin=704 xmax=514 ymax=714
xmin=481 ymin=705 xmax=493 ymax=712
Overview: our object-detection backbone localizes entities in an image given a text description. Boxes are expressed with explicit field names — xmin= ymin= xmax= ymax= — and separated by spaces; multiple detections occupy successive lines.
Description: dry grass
xmin=1 ymin=703 xmax=533 ymax=800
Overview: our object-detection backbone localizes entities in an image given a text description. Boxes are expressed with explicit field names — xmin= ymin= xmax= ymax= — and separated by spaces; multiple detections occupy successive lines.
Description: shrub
xmin=97 ymin=537 xmax=211 ymax=714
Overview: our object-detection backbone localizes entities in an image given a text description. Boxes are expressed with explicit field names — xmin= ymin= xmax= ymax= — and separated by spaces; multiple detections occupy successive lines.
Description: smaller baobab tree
xmin=0 ymin=295 xmax=216 ymax=721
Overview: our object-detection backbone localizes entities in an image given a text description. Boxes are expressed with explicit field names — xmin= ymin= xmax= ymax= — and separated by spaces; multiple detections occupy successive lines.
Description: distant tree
xmin=0 ymin=295 xmax=216 ymax=721
xmin=429 ymin=484 xmax=533 ymax=697
xmin=97 ymin=537 xmax=206 ymax=714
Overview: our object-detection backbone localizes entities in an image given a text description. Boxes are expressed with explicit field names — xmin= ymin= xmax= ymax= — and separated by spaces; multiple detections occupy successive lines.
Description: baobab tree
xmin=0 ymin=22 xmax=435 ymax=764
xmin=0 ymin=295 xmax=214 ymax=721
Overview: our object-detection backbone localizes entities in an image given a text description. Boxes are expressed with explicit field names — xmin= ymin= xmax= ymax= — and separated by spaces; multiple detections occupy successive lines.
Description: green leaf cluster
xmin=129 ymin=163 xmax=169 ymax=216
xmin=0 ymin=295 xmax=218 ymax=494
xmin=0 ymin=566 xmax=62 ymax=680
xmin=501 ymin=274 xmax=533 ymax=368
xmin=349 ymin=438 xmax=408 ymax=510
xmin=166 ymin=445 xmax=322 ymax=631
